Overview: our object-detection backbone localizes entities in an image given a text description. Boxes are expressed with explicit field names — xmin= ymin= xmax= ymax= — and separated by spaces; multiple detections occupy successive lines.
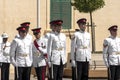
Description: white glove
xmin=71 ymin=60 xmax=76 ymax=67
xmin=48 ymin=62 xmax=51 ymax=68
xmin=105 ymin=62 xmax=109 ymax=68
xmin=89 ymin=59 xmax=92 ymax=65
xmin=10 ymin=58 xmax=17 ymax=67
xmin=11 ymin=62 xmax=17 ymax=67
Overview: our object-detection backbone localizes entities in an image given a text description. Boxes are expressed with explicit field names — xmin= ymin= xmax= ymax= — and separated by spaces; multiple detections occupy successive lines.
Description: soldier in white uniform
xmin=10 ymin=26 xmax=33 ymax=80
xmin=44 ymin=19 xmax=57 ymax=80
xmin=0 ymin=33 xmax=11 ymax=80
xmin=69 ymin=29 xmax=80 ymax=80
xmin=103 ymin=25 xmax=120 ymax=80
xmin=31 ymin=28 xmax=47 ymax=80
xmin=71 ymin=18 xmax=91 ymax=80
xmin=47 ymin=20 xmax=67 ymax=80
xmin=14 ymin=22 xmax=32 ymax=80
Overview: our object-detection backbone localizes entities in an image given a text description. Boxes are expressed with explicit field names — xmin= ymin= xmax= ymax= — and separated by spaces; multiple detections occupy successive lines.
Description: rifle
xmin=48 ymin=46 xmax=53 ymax=80
xmin=44 ymin=57 xmax=51 ymax=80
xmin=68 ymin=29 xmax=80 ymax=40
xmin=106 ymin=44 xmax=111 ymax=80
xmin=107 ymin=54 xmax=111 ymax=80
xmin=14 ymin=47 xmax=19 ymax=80
xmin=68 ymin=29 xmax=72 ymax=40
xmin=68 ymin=29 xmax=77 ymax=80
xmin=46 ymin=35 xmax=54 ymax=80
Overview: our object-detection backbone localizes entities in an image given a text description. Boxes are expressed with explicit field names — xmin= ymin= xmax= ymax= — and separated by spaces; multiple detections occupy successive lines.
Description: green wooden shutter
xmin=50 ymin=0 xmax=71 ymax=29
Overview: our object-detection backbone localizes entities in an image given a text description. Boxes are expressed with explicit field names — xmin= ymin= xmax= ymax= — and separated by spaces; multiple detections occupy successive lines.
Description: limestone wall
xmin=0 ymin=0 xmax=120 ymax=53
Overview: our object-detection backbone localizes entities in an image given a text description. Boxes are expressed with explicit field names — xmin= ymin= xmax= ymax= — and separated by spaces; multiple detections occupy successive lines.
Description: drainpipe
xmin=37 ymin=0 xmax=40 ymax=28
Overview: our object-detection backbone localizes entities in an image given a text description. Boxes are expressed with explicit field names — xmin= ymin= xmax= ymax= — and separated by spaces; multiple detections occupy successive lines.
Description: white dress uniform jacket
xmin=0 ymin=37 xmax=2 ymax=61
xmin=15 ymin=34 xmax=32 ymax=40
xmin=103 ymin=36 xmax=120 ymax=67
xmin=45 ymin=31 xmax=54 ymax=39
xmin=10 ymin=35 xmax=33 ymax=67
xmin=71 ymin=30 xmax=91 ymax=62
xmin=0 ymin=42 xmax=11 ymax=63
xmin=32 ymin=37 xmax=47 ymax=67
xmin=47 ymin=32 xmax=67 ymax=65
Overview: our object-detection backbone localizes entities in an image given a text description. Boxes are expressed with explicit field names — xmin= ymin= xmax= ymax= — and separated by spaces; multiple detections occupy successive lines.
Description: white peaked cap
xmin=1 ymin=32 xmax=8 ymax=38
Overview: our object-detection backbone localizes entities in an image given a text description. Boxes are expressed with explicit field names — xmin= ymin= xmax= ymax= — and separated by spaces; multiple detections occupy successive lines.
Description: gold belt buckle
xmin=117 ymin=52 xmax=120 ymax=55
xmin=58 ymin=48 xmax=63 ymax=51
xmin=22 ymin=54 xmax=28 ymax=57
xmin=3 ymin=54 xmax=9 ymax=56
xmin=35 ymin=52 xmax=40 ymax=56
xmin=83 ymin=46 xmax=87 ymax=49
xmin=81 ymin=46 xmax=87 ymax=49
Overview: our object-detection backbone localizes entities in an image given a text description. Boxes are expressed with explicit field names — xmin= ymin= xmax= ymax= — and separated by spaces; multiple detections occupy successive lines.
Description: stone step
xmin=63 ymin=68 xmax=108 ymax=79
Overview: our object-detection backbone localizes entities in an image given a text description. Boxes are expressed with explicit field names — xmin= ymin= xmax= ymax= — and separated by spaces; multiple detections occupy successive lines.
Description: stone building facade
xmin=0 ymin=0 xmax=120 ymax=54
